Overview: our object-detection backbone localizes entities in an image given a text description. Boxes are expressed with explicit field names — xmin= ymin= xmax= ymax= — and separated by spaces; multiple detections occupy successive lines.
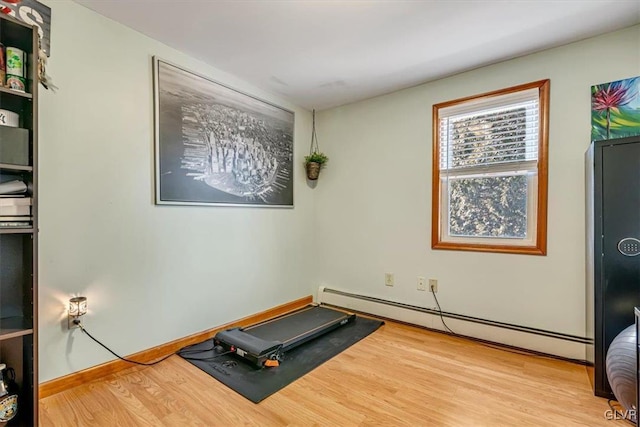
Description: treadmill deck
xmin=214 ymin=305 xmax=355 ymax=367
xmin=246 ymin=306 xmax=353 ymax=351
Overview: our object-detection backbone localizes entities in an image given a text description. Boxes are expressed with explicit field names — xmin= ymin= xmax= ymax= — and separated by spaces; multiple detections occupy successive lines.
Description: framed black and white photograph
xmin=153 ymin=57 xmax=294 ymax=207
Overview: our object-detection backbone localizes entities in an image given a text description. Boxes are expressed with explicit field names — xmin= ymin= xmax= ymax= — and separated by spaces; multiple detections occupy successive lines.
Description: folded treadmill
xmin=214 ymin=305 xmax=355 ymax=367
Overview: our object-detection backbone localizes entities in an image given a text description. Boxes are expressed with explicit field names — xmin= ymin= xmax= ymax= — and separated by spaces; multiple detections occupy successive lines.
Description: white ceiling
xmin=75 ymin=0 xmax=640 ymax=110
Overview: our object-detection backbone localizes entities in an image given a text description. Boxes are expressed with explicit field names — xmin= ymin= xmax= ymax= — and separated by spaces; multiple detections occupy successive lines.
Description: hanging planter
xmin=305 ymin=152 xmax=328 ymax=180
xmin=305 ymin=109 xmax=328 ymax=181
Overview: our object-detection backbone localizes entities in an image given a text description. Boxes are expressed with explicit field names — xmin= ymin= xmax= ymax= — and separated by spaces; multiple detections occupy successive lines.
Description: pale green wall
xmin=38 ymin=0 xmax=316 ymax=382
xmin=314 ymin=25 xmax=640 ymax=338
xmin=36 ymin=0 xmax=640 ymax=382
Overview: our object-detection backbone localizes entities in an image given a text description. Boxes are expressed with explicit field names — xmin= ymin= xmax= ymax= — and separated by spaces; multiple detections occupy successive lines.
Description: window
xmin=432 ymin=80 xmax=549 ymax=255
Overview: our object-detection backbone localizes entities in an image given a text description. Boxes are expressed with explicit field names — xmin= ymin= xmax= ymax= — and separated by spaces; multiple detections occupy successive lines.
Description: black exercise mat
xmin=179 ymin=315 xmax=383 ymax=403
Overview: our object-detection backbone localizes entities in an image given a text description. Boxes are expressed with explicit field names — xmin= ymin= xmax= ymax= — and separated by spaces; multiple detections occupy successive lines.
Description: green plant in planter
xmin=304 ymin=151 xmax=329 ymax=167
xmin=304 ymin=151 xmax=328 ymax=180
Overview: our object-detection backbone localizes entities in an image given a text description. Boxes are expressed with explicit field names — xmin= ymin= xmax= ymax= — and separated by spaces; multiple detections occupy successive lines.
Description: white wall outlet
xmin=429 ymin=279 xmax=438 ymax=293
xmin=385 ymin=273 xmax=394 ymax=287
xmin=417 ymin=276 xmax=426 ymax=291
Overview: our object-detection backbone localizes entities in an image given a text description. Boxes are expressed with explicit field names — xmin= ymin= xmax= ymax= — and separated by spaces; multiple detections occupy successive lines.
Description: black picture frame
xmin=153 ymin=57 xmax=294 ymax=207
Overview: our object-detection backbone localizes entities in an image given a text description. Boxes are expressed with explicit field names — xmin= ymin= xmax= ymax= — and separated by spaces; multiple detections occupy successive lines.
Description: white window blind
xmin=438 ymin=88 xmax=540 ymax=173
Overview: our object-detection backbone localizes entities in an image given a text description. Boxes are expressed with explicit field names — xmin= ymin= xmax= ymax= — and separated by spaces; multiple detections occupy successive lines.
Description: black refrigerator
xmin=586 ymin=135 xmax=640 ymax=397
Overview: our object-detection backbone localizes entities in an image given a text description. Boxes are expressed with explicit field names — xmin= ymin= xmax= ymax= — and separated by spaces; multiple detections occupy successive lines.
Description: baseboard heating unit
xmin=317 ymin=286 xmax=592 ymax=362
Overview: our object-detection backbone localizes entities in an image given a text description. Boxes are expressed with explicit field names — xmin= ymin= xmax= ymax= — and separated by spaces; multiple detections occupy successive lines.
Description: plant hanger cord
xmin=310 ymin=109 xmax=320 ymax=155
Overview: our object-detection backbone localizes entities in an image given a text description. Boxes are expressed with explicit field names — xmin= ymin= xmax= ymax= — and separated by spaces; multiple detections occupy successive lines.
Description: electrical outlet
xmin=68 ymin=318 xmax=81 ymax=330
xmin=417 ymin=276 xmax=426 ymax=291
xmin=429 ymin=279 xmax=438 ymax=293
xmin=385 ymin=273 xmax=394 ymax=287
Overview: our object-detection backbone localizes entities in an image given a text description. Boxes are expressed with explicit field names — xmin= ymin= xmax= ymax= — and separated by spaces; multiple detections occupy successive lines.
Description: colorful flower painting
xmin=592 ymin=76 xmax=640 ymax=141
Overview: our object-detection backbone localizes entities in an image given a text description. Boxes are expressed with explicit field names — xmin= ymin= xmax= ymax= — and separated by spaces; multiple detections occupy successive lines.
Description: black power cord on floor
xmin=427 ymin=287 xmax=590 ymax=361
xmin=76 ymin=322 xmax=175 ymax=366
xmin=430 ymin=286 xmax=456 ymax=334
xmin=178 ymin=340 xmax=233 ymax=362
xmin=76 ymin=322 xmax=233 ymax=366
xmin=179 ymin=351 xmax=233 ymax=362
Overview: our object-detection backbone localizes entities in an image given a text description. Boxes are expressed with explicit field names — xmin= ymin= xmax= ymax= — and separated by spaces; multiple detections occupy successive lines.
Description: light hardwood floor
xmin=40 ymin=320 xmax=613 ymax=426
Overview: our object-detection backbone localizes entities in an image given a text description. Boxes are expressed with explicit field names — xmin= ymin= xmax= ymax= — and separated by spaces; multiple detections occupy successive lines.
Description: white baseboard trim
xmin=318 ymin=286 xmax=589 ymax=362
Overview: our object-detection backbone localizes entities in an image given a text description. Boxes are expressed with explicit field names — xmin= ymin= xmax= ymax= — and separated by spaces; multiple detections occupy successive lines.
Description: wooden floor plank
xmin=40 ymin=320 xmax=612 ymax=426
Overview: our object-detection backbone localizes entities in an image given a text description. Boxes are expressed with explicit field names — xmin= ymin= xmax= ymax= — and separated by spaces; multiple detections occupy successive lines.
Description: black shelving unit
xmin=0 ymin=13 xmax=38 ymax=427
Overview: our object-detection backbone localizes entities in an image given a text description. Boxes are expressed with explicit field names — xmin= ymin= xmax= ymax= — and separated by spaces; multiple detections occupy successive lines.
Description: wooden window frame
xmin=431 ymin=79 xmax=550 ymax=255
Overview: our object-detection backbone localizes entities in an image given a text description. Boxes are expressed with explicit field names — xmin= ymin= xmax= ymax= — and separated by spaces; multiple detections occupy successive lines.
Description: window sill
xmin=431 ymin=240 xmax=547 ymax=256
